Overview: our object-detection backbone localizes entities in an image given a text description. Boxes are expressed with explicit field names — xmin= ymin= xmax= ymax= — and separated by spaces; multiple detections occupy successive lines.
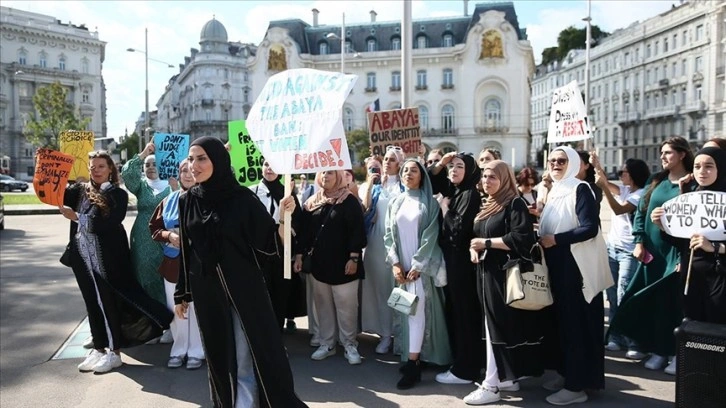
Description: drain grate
xmin=52 ymin=316 xmax=91 ymax=360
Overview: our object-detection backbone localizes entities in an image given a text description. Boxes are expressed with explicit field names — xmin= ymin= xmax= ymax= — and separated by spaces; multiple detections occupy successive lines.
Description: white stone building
xmin=531 ymin=0 xmax=724 ymax=174
xmin=0 ymin=6 xmax=106 ymax=180
xmin=247 ymin=2 xmax=535 ymax=166
xmin=155 ymin=18 xmax=257 ymax=140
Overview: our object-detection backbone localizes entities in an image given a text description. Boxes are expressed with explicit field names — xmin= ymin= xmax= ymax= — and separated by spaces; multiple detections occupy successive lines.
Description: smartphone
xmin=642 ymin=249 xmax=654 ymax=264
xmin=369 ymin=167 xmax=381 ymax=184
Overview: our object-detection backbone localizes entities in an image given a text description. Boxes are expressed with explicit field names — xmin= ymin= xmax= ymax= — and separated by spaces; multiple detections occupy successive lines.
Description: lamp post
xmin=127 ymin=28 xmax=174 ymax=153
xmin=325 ymin=13 xmax=360 ymax=73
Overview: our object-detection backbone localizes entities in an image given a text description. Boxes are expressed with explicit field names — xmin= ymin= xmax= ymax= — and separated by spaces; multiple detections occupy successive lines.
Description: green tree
xmin=24 ymin=81 xmax=91 ymax=149
xmin=346 ymin=128 xmax=371 ymax=167
xmin=117 ymin=132 xmax=140 ymax=160
xmin=541 ymin=25 xmax=610 ymax=64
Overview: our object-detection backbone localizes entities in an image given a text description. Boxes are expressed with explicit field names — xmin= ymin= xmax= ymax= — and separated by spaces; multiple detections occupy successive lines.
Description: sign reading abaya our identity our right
xmin=246 ymin=69 xmax=357 ymax=174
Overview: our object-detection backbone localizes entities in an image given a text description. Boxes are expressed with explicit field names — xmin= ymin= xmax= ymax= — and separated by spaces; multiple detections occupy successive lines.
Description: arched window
xmin=418 ymin=105 xmax=429 ymax=129
xmin=39 ymin=52 xmax=47 ymax=68
xmin=344 ymin=107 xmax=354 ymax=131
xmin=18 ymin=49 xmax=27 ymax=65
xmin=442 ymin=33 xmax=454 ymax=47
xmin=416 ymin=35 xmax=428 ymax=49
xmin=367 ymin=38 xmax=377 ymax=52
xmin=484 ymin=99 xmax=501 ymax=128
xmin=391 ymin=36 xmax=401 ymax=50
xmin=82 ymin=89 xmax=90 ymax=103
xmin=319 ymin=42 xmax=329 ymax=55
xmin=442 ymin=104 xmax=455 ymax=132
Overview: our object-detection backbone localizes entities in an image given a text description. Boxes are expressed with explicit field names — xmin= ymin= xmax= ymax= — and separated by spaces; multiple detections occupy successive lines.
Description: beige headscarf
xmin=475 ymin=160 xmax=519 ymax=222
xmin=304 ymin=170 xmax=352 ymax=211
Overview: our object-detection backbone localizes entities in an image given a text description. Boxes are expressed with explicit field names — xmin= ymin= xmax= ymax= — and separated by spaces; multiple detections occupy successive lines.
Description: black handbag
xmin=300 ymin=205 xmax=334 ymax=274
xmin=59 ymin=244 xmax=72 ymax=267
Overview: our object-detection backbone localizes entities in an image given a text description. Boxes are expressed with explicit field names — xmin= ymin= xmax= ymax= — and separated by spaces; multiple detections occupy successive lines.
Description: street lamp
xmin=326 ymin=13 xmax=360 ymax=73
xmin=127 ymin=28 xmax=174 ymax=153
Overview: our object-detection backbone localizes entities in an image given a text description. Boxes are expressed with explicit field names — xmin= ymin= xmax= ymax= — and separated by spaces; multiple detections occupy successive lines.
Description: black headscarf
xmin=696 ymin=147 xmax=726 ymax=192
xmin=262 ymin=175 xmax=285 ymax=203
xmin=189 ymin=136 xmax=245 ymax=203
xmin=454 ymin=153 xmax=481 ymax=193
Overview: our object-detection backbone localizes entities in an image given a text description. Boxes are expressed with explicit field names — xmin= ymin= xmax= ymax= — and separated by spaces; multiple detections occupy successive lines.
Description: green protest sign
xmin=228 ymin=120 xmax=264 ymax=186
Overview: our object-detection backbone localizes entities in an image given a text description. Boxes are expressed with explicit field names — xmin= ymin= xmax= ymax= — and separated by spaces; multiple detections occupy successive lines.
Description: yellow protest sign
xmin=60 ymin=130 xmax=94 ymax=181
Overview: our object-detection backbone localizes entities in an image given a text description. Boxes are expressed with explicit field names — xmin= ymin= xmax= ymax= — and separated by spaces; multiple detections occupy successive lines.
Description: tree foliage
xmin=24 ymin=81 xmax=91 ymax=149
xmin=346 ymin=128 xmax=371 ymax=167
xmin=541 ymin=25 xmax=610 ymax=65
xmin=117 ymin=132 xmax=140 ymax=160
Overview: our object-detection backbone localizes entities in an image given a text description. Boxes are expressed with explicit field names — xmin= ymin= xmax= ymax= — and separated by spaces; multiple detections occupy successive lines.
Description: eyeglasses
xmin=548 ymin=158 xmax=568 ymax=166
xmin=426 ymin=159 xmax=440 ymax=165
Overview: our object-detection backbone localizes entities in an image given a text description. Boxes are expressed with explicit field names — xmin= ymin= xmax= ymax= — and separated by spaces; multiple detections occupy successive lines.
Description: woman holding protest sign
xmin=61 ymin=151 xmax=171 ymax=374
xmin=149 ymin=159 xmax=205 ymax=370
xmin=384 ymin=158 xmax=451 ymax=389
xmin=176 ymin=137 xmax=306 ymax=408
xmin=121 ymin=142 xmax=172 ymax=324
xmin=360 ymin=148 xmax=404 ymax=355
xmin=610 ymin=136 xmax=696 ymax=375
xmin=428 ymin=152 xmax=484 ymax=385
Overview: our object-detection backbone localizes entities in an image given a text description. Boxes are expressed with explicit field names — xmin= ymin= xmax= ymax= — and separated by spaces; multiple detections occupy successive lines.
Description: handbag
xmin=505 ymin=244 xmax=553 ymax=311
xmin=300 ymin=205 xmax=335 ymax=274
xmin=59 ymin=244 xmax=72 ymax=267
xmin=387 ymin=284 xmax=419 ymax=316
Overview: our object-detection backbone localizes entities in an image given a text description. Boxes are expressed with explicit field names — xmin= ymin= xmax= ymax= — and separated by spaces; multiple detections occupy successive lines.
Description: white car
xmin=0 ymin=175 xmax=28 ymax=192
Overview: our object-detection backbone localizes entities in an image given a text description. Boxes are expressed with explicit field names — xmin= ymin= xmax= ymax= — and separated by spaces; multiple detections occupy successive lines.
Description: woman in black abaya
xmin=175 ymin=137 xmax=307 ymax=408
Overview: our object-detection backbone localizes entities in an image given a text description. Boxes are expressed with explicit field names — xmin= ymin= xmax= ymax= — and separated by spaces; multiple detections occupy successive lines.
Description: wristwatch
xmin=349 ymin=257 xmax=360 ymax=263
xmin=485 ymin=239 xmax=492 ymax=250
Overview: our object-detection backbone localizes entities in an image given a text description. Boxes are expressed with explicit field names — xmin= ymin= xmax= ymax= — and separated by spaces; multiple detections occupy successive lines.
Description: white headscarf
xmin=144 ymin=154 xmax=169 ymax=196
xmin=538 ymin=146 xmax=589 ymax=235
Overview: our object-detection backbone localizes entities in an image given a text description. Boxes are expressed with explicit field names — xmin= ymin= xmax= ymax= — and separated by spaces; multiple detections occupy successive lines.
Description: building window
xmin=681 ymin=87 xmax=687 ymax=104
xmin=695 ymin=24 xmax=703 ymax=41
xmin=441 ymin=104 xmax=455 ymax=132
xmin=442 ymin=33 xmax=453 ymax=47
xmin=673 ymin=34 xmax=677 ymax=49
xmin=672 ymin=89 xmax=677 ymax=105
xmin=39 ymin=53 xmax=47 ymax=68
xmin=81 ymin=58 xmax=89 ymax=74
xmin=344 ymin=41 xmax=352 ymax=54
xmin=442 ymin=68 xmax=453 ymax=87
xmin=695 ymin=84 xmax=702 ymax=100
xmin=82 ymin=89 xmax=90 ymax=103
xmin=18 ymin=82 xmax=29 ymax=97
xmin=391 ymin=71 xmax=401 ymax=89
xmin=672 ymin=62 xmax=677 ymax=77
xmin=205 ymin=110 xmax=212 ymax=121
xmin=59 ymin=56 xmax=66 ymax=71
xmin=391 ymin=36 xmax=401 ymax=50
xmin=682 ymin=30 xmax=687 ymax=45
xmin=319 ymin=42 xmax=328 ymax=55
xmin=484 ymin=99 xmax=501 ymax=129
xmin=416 ymin=35 xmax=428 ymax=49
xmin=654 ymin=67 xmax=659 ymax=82
xmin=344 ymin=107 xmax=354 ymax=131
xmin=655 ymin=41 xmax=659 ymax=55
xmin=416 ymin=70 xmax=427 ymax=88
xmin=418 ymin=105 xmax=429 ymax=129
xmin=681 ymin=59 xmax=687 ymax=75
xmin=367 ymin=38 xmax=377 ymax=52
xmin=664 ymin=38 xmax=668 ymax=52
xmin=646 ymin=44 xmax=651 ymax=58
xmin=243 ymin=88 xmax=249 ymax=103
xmin=18 ymin=50 xmax=27 ymax=65
xmin=695 ymin=56 xmax=703 ymax=73
xmin=366 ymin=72 xmax=376 ymax=90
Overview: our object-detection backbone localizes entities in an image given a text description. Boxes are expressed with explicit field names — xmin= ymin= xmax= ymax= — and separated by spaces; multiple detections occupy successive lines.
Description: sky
xmin=4 ymin=0 xmax=678 ymax=141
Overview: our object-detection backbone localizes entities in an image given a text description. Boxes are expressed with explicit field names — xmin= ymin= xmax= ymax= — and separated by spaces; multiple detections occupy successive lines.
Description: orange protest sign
xmin=33 ymin=148 xmax=74 ymax=206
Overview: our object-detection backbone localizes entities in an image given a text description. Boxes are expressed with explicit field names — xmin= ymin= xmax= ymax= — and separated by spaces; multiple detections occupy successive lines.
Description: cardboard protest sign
xmin=547 ymin=80 xmax=591 ymax=143
xmin=367 ymin=108 xmax=421 ymax=157
xmin=153 ymin=133 xmax=189 ymax=180
xmin=33 ymin=148 xmax=74 ymax=206
xmin=59 ymin=130 xmax=94 ymax=181
xmin=228 ymin=120 xmax=265 ymax=186
xmin=660 ymin=191 xmax=726 ymax=241
xmin=246 ymin=68 xmax=357 ymax=174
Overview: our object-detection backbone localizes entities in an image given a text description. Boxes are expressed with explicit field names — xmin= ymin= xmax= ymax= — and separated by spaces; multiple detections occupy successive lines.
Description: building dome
xmin=200 ymin=17 xmax=228 ymax=43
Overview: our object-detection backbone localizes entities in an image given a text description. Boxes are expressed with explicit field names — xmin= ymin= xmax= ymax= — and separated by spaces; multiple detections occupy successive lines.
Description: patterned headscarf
xmin=304 ymin=170 xmax=352 ymax=211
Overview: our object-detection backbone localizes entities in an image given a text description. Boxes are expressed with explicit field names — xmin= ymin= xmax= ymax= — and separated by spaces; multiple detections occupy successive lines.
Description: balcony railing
xmin=364 ymin=87 xmax=377 ymax=93
xmin=389 ymin=86 xmax=401 ymax=92
xmin=426 ymin=127 xmax=458 ymax=136
xmin=681 ymin=100 xmax=705 ymax=113
xmin=441 ymin=83 xmax=454 ymax=90
xmin=415 ymin=85 xmax=428 ymax=91
xmin=201 ymin=99 xmax=214 ymax=106
xmin=475 ymin=126 xmax=509 ymax=134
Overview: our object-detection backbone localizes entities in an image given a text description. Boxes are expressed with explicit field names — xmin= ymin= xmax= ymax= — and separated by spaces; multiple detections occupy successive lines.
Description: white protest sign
xmin=246 ymin=68 xmax=357 ymax=174
xmin=547 ymin=80 xmax=592 ymax=143
xmin=660 ymin=191 xmax=726 ymax=241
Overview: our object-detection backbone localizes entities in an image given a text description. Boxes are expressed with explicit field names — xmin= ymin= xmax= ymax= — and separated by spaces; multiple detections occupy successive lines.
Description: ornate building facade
xmin=154 ymin=18 xmax=257 ymax=140
xmin=530 ymin=0 xmax=724 ymax=173
xmin=247 ymin=2 xmax=535 ymax=166
xmin=0 ymin=6 xmax=106 ymax=180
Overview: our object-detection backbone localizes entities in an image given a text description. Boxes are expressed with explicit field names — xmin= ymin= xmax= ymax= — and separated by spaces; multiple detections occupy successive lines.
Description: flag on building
xmin=365 ymin=98 xmax=380 ymax=113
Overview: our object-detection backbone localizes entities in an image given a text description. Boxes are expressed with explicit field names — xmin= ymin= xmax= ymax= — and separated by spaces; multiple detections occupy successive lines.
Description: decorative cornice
xmin=0 ymin=24 xmax=106 ymax=48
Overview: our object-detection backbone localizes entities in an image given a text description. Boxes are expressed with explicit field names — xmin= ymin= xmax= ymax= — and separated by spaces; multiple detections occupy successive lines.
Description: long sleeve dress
xmin=543 ymin=184 xmax=605 ymax=391
xmin=121 ymin=154 xmax=170 ymax=305
xmin=474 ymin=197 xmax=546 ymax=383
xmin=610 ymin=177 xmax=693 ymax=356
xmin=64 ymin=183 xmax=172 ymax=350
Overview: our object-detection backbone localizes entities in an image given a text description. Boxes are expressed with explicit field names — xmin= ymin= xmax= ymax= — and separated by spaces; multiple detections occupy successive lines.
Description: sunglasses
xmin=386 ymin=146 xmax=403 ymax=152
xmin=548 ymin=158 xmax=568 ymax=166
xmin=426 ymin=159 xmax=440 ymax=165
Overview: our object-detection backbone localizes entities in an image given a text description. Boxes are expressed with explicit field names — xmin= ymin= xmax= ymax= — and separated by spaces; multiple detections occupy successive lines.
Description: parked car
xmin=0 ymin=193 xmax=5 ymax=230
xmin=0 ymin=175 xmax=28 ymax=192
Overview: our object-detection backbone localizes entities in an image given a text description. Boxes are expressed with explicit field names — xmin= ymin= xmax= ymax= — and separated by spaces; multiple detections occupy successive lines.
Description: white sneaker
xmin=463 ymin=383 xmax=501 ymax=405
xmin=159 ymin=330 xmax=173 ymax=344
xmin=309 ymin=337 xmax=321 ymax=347
xmin=78 ymin=349 xmax=105 ymax=372
xmin=344 ymin=344 xmax=362 ymax=365
xmin=664 ymin=357 xmax=677 ymax=375
xmin=546 ymin=389 xmax=588 ymax=405
xmin=605 ymin=341 xmax=621 ymax=351
xmin=93 ymin=352 xmax=122 ymax=373
xmin=435 ymin=370 xmax=473 ymax=384
xmin=167 ymin=356 xmax=184 ymax=368
xmin=625 ymin=350 xmax=647 ymax=360
xmin=311 ymin=345 xmax=335 ymax=361
xmin=499 ymin=381 xmax=520 ymax=392
xmin=644 ymin=354 xmax=668 ymax=370
xmin=375 ymin=336 xmax=392 ymax=354
xmin=542 ymin=375 xmax=565 ymax=391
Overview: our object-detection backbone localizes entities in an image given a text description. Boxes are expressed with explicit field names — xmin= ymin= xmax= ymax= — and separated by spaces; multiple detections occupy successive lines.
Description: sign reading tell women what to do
xmin=660 ymin=191 xmax=726 ymax=241
xmin=246 ymin=68 xmax=357 ymax=174
xmin=547 ymin=80 xmax=592 ymax=144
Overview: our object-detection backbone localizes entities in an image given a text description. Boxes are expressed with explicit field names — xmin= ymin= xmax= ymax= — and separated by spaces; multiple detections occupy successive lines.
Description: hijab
xmin=454 ymin=153 xmax=481 ymax=192
xmin=475 ymin=160 xmax=519 ymax=222
xmin=262 ymin=175 xmax=285 ymax=203
xmin=539 ymin=146 xmax=589 ymax=235
xmin=304 ymin=170 xmax=351 ymax=212
xmin=545 ymin=146 xmax=583 ymax=200
xmin=144 ymin=154 xmax=169 ymax=196
xmin=695 ymin=147 xmax=726 ymax=192
xmin=189 ymin=137 xmax=245 ymax=203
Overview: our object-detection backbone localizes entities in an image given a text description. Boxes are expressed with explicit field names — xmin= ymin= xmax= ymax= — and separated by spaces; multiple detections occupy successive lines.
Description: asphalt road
xmin=0 ymin=213 xmax=676 ymax=408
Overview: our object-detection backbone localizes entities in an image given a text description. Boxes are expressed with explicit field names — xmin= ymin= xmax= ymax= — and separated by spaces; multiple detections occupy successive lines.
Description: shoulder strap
xmin=308 ymin=204 xmax=335 ymax=255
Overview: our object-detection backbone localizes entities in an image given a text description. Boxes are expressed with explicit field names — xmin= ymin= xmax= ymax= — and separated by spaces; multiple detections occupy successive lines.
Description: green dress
xmin=609 ymin=178 xmax=685 ymax=356
xmin=121 ymin=154 xmax=170 ymax=305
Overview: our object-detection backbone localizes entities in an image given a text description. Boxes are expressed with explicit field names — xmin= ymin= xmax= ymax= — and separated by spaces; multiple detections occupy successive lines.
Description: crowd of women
xmin=58 ymin=135 xmax=725 ymax=407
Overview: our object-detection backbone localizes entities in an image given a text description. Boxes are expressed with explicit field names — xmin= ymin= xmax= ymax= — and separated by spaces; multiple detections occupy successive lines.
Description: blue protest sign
xmin=153 ymin=132 xmax=190 ymax=180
